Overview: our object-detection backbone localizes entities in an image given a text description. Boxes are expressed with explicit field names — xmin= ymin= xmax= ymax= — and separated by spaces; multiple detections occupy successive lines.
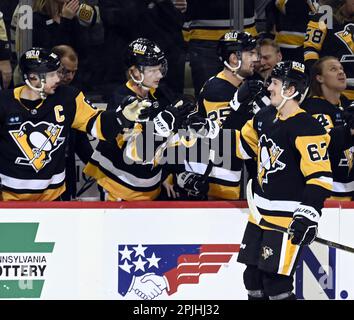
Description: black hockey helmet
xmin=217 ymin=31 xmax=257 ymax=63
xmin=19 ymin=47 xmax=61 ymax=80
xmin=125 ymin=38 xmax=167 ymax=75
xmin=271 ymin=61 xmax=309 ymax=97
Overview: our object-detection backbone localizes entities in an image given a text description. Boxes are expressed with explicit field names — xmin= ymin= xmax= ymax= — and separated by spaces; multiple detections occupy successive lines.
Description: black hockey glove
xmin=116 ymin=96 xmax=152 ymax=129
xmin=343 ymin=101 xmax=354 ymax=129
xmin=176 ymin=171 xmax=209 ymax=199
xmin=230 ymin=80 xmax=264 ymax=112
xmin=153 ymin=100 xmax=196 ymax=137
xmin=183 ymin=114 xmax=219 ymax=139
xmin=288 ymin=204 xmax=320 ymax=246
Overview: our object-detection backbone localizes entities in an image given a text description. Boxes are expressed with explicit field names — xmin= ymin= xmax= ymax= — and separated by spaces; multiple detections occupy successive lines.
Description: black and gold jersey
xmin=304 ymin=14 xmax=354 ymax=99
xmin=197 ymin=71 xmax=236 ymax=125
xmin=183 ymin=0 xmax=257 ymax=42
xmin=301 ymin=96 xmax=354 ymax=199
xmin=0 ymin=85 xmax=122 ymax=201
xmin=193 ymin=71 xmax=244 ymax=200
xmin=84 ymin=81 xmax=176 ymax=201
xmin=235 ymin=106 xmax=332 ymax=229
xmin=272 ymin=0 xmax=316 ymax=50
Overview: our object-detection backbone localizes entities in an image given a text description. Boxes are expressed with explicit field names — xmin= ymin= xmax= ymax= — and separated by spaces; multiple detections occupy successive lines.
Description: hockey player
xmin=265 ymin=0 xmax=319 ymax=62
xmin=84 ymin=38 xmax=193 ymax=201
xmin=302 ymin=56 xmax=354 ymax=200
xmin=304 ymin=0 xmax=354 ymax=100
xmin=175 ymin=31 xmax=270 ymax=200
xmin=177 ymin=31 xmax=259 ymax=200
xmin=0 ymin=47 xmax=150 ymax=201
xmin=186 ymin=61 xmax=334 ymax=299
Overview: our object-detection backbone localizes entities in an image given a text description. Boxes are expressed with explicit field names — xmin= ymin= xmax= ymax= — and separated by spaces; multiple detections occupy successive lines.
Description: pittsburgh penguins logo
xmin=339 ymin=147 xmax=354 ymax=175
xmin=10 ymin=121 xmax=65 ymax=172
xmin=257 ymin=135 xmax=286 ymax=188
xmin=335 ymin=23 xmax=354 ymax=55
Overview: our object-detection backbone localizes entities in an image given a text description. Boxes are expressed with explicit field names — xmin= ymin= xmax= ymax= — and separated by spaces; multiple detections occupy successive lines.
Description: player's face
xmin=239 ymin=49 xmax=258 ymax=77
xmin=44 ymin=70 xmax=61 ymax=95
xmin=317 ymin=59 xmax=347 ymax=92
xmin=142 ymin=64 xmax=164 ymax=89
xmin=268 ymin=78 xmax=285 ymax=107
xmin=258 ymin=45 xmax=282 ymax=79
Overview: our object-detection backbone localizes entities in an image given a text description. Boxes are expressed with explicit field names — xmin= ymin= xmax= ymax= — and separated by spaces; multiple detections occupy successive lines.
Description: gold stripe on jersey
xmin=250 ymin=214 xmax=292 ymax=230
xmin=304 ymin=51 xmax=319 ymax=60
xmin=294 ymin=134 xmax=332 ymax=184
xmin=237 ymin=119 xmax=258 ymax=158
xmin=275 ymin=32 xmax=305 ymax=47
xmin=279 ymin=234 xmax=300 ymax=276
xmin=307 ymin=177 xmax=333 ymax=190
xmin=14 ymin=86 xmax=45 ymax=109
xmin=2 ymin=184 xmax=65 ymax=201
xmin=343 ymin=90 xmax=354 ymax=101
xmin=329 ymin=195 xmax=352 ymax=201
xmin=89 ymin=167 xmax=161 ymax=201
xmin=72 ymin=92 xmax=105 ymax=139
xmin=203 ymin=100 xmax=229 ymax=114
xmin=209 ymin=182 xmax=240 ymax=200
xmin=245 ymin=26 xmax=257 ymax=37
xmin=189 ymin=29 xmax=231 ymax=41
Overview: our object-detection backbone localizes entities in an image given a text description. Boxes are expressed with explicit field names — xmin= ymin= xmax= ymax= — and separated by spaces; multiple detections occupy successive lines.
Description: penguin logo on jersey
xmin=335 ymin=23 xmax=354 ymax=55
xmin=257 ymin=135 xmax=286 ymax=188
xmin=339 ymin=147 xmax=354 ymax=174
xmin=10 ymin=121 xmax=65 ymax=172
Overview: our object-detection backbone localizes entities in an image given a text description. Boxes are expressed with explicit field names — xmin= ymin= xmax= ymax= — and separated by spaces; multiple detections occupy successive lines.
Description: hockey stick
xmin=246 ymin=179 xmax=354 ymax=253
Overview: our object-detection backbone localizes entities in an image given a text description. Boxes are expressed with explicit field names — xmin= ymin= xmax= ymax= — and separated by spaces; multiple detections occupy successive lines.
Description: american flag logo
xmin=118 ymin=244 xmax=240 ymax=299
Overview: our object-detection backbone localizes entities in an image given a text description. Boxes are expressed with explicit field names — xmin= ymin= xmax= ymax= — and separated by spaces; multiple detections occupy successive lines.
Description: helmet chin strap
xmin=276 ymin=86 xmax=299 ymax=111
xmin=130 ymin=71 xmax=151 ymax=91
xmin=25 ymin=75 xmax=47 ymax=99
xmin=224 ymin=60 xmax=245 ymax=80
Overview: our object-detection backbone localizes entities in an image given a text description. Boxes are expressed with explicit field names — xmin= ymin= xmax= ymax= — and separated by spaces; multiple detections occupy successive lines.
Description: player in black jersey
xmin=186 ymin=61 xmax=334 ymax=299
xmin=0 ymin=47 xmax=150 ymax=200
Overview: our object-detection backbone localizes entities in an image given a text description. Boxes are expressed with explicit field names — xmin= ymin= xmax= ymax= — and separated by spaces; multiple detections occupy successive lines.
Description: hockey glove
xmin=153 ymin=100 xmax=196 ymax=137
xmin=176 ymin=171 xmax=209 ymax=199
xmin=184 ymin=114 xmax=219 ymax=139
xmin=288 ymin=204 xmax=320 ymax=246
xmin=116 ymin=96 xmax=152 ymax=129
xmin=230 ymin=80 xmax=264 ymax=112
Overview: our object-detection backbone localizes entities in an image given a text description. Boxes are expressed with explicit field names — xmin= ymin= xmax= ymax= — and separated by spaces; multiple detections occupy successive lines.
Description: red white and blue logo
xmin=118 ymin=244 xmax=240 ymax=300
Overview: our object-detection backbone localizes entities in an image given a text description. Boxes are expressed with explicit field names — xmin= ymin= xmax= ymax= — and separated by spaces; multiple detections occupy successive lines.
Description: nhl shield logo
xmin=10 ymin=121 xmax=65 ymax=172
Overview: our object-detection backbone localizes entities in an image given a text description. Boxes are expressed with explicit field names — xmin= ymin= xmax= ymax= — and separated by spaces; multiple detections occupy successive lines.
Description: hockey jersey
xmin=192 ymin=71 xmax=242 ymax=200
xmin=304 ymin=13 xmax=354 ymax=99
xmin=183 ymin=0 xmax=257 ymax=42
xmin=83 ymin=81 xmax=177 ymax=201
xmin=301 ymin=96 xmax=354 ymax=199
xmin=0 ymin=85 xmax=123 ymax=201
xmin=235 ymin=106 xmax=333 ymax=228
